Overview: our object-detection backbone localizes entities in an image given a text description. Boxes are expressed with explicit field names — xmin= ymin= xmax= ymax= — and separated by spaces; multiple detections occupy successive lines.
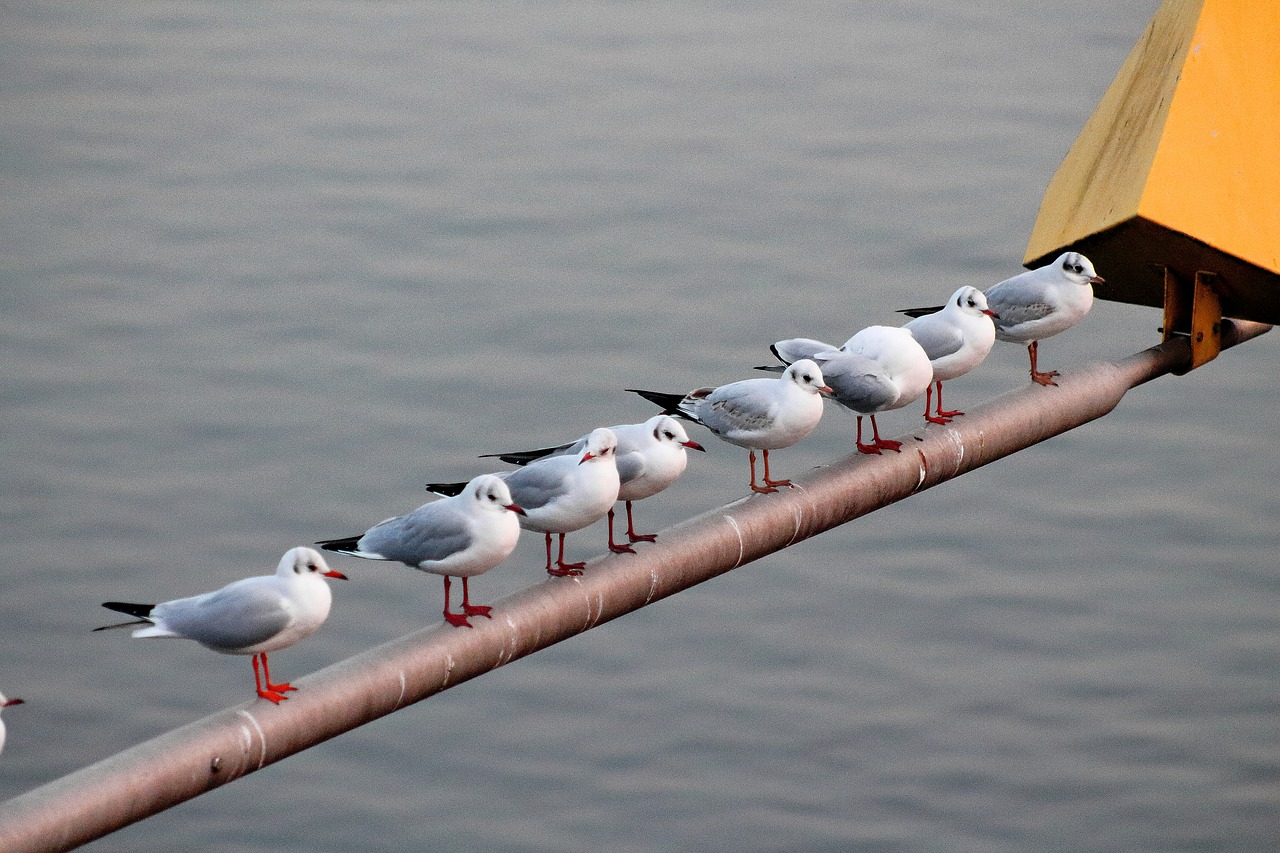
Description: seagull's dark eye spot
xmin=1073 ymin=264 xmax=1083 ymax=274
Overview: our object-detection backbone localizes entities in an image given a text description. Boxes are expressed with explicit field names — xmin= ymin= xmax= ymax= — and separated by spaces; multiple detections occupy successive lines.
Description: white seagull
xmin=427 ymin=428 xmax=622 ymax=578
xmin=900 ymin=285 xmax=999 ymax=423
xmin=767 ymin=327 xmax=931 ymax=454
xmin=95 ymin=547 xmax=347 ymax=704
xmin=629 ymin=359 xmax=831 ymax=493
xmin=903 ymin=252 xmax=1099 ymax=386
xmin=480 ymin=415 xmax=705 ymax=553
xmin=0 ymin=691 xmax=23 ymax=757
xmin=318 ymin=474 xmax=525 ymax=628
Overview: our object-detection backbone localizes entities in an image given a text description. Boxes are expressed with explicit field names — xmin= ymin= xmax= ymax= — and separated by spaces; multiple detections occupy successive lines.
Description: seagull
xmin=317 ymin=474 xmax=525 ymax=628
xmin=902 ymin=252 xmax=1102 ymax=386
xmin=765 ymin=327 xmax=931 ymax=454
xmin=0 ymin=691 xmax=23 ymax=757
xmin=984 ymin=252 xmax=1101 ymax=385
xmin=427 ymin=428 xmax=621 ymax=578
xmin=95 ymin=547 xmax=347 ymax=704
xmin=480 ymin=415 xmax=705 ymax=553
xmin=628 ymin=359 xmax=831 ymax=493
xmin=899 ymin=285 xmax=998 ymax=423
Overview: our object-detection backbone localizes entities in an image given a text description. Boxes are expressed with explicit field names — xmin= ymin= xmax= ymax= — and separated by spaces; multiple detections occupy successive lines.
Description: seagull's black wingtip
xmin=316 ymin=535 xmax=363 ymax=554
xmin=626 ymin=388 xmax=687 ymax=416
xmin=896 ymin=304 xmax=944 ymax=318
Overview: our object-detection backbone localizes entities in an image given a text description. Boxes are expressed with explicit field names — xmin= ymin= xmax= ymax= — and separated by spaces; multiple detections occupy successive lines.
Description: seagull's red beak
xmin=983 ymin=308 xmax=1000 ymax=318
xmin=323 ymin=569 xmax=348 ymax=580
xmin=683 ymin=439 xmax=706 ymax=452
xmin=578 ymin=453 xmax=595 ymax=464
xmin=1089 ymin=275 xmax=1105 ymax=285
xmin=2 ymin=698 xmax=23 ymax=708
xmin=506 ymin=502 xmax=527 ymax=516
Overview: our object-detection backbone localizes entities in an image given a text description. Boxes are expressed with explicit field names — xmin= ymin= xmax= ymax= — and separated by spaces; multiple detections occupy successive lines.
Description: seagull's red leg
xmin=549 ymin=533 xmax=585 ymax=576
xmin=460 ymin=576 xmax=491 ymax=620
xmin=1028 ymin=341 xmax=1060 ymax=386
xmin=252 ymin=654 xmax=289 ymax=703
xmin=871 ymin=415 xmax=903 ymax=453
xmin=607 ymin=506 xmax=636 ymax=554
xmin=260 ymin=653 xmax=296 ymax=695
xmin=760 ymin=449 xmax=794 ymax=490
xmin=749 ymin=450 xmax=776 ymax=493
xmin=625 ymin=501 xmax=657 ymax=544
xmin=936 ymin=380 xmax=963 ymax=419
xmin=924 ymin=382 xmax=951 ymax=424
xmin=442 ymin=576 xmax=472 ymax=627
xmin=857 ymin=415 xmax=881 ymax=454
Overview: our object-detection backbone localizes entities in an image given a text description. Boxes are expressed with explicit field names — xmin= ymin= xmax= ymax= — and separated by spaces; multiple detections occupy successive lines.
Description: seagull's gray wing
xmin=904 ymin=317 xmax=964 ymax=361
xmin=613 ymin=448 xmax=647 ymax=486
xmin=985 ymin=277 xmax=1056 ymax=329
xmin=816 ymin=352 xmax=898 ymax=413
xmin=502 ymin=459 xmax=574 ymax=512
xmin=152 ymin=580 xmax=291 ymax=652
xmin=697 ymin=380 xmax=779 ymax=436
xmin=359 ymin=501 xmax=476 ymax=567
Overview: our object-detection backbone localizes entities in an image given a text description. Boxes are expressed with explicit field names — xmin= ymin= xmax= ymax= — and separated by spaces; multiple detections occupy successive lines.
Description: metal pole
xmin=0 ymin=320 xmax=1268 ymax=853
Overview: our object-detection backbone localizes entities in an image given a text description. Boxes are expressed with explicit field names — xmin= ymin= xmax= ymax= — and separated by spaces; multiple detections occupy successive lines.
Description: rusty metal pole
xmin=0 ymin=320 xmax=1269 ymax=853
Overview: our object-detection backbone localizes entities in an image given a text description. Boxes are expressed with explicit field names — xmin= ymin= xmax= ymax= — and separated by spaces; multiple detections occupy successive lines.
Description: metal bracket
xmin=1161 ymin=267 xmax=1222 ymax=374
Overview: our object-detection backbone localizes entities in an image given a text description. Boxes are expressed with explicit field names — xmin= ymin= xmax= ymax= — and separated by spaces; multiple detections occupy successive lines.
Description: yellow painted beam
xmin=1026 ymin=0 xmax=1280 ymax=327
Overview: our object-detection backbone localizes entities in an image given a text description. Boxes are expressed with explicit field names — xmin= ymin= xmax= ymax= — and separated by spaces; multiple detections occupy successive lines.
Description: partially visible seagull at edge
xmin=0 ymin=691 xmax=23 ymax=757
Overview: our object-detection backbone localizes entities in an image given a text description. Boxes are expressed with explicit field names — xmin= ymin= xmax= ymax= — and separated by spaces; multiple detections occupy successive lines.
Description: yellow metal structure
xmin=1025 ymin=0 xmax=1280 ymax=367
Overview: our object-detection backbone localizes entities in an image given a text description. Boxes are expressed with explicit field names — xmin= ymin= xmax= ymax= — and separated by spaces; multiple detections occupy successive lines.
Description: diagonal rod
xmin=0 ymin=319 xmax=1268 ymax=853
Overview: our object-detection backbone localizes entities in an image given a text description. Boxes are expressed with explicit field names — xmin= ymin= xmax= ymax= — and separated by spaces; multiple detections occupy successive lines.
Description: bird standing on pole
xmin=95 ymin=547 xmax=347 ymax=704
xmin=319 ymin=474 xmax=526 ymax=627
xmin=629 ymin=360 xmax=831 ymax=494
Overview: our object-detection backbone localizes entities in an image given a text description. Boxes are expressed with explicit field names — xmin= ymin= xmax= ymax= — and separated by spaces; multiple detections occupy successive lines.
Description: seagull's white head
xmin=279 ymin=546 xmax=347 ymax=580
xmin=468 ymin=473 xmax=526 ymax=516
xmin=579 ymin=428 xmax=618 ymax=464
xmin=648 ymin=415 xmax=705 ymax=452
xmin=783 ymin=359 xmax=832 ymax=395
xmin=949 ymin=285 xmax=998 ymax=319
xmin=1055 ymin=251 xmax=1104 ymax=286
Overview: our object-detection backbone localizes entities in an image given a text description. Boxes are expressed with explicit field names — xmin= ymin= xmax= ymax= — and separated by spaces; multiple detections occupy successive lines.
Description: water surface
xmin=2 ymin=2 xmax=1277 ymax=851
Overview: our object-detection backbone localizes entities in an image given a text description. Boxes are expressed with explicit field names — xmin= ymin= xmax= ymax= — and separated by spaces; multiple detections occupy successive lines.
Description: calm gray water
xmin=3 ymin=2 xmax=1278 ymax=851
